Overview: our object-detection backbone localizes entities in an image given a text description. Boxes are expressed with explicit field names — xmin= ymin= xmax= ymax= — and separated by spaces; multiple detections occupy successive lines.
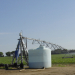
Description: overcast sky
xmin=0 ymin=0 xmax=75 ymax=55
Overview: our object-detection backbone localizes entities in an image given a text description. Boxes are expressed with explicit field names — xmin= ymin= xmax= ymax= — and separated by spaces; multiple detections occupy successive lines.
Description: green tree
xmin=0 ymin=52 xmax=3 ymax=57
xmin=11 ymin=51 xmax=15 ymax=55
xmin=6 ymin=52 xmax=11 ymax=56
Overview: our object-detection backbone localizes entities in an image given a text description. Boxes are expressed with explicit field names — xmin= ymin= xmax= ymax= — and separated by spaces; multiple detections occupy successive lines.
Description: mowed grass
xmin=0 ymin=54 xmax=75 ymax=64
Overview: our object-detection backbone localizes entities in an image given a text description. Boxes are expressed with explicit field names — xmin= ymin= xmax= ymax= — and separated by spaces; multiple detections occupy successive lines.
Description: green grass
xmin=52 ymin=54 xmax=75 ymax=64
xmin=0 ymin=54 xmax=75 ymax=65
xmin=0 ymin=56 xmax=27 ymax=65
xmin=0 ymin=56 xmax=12 ymax=64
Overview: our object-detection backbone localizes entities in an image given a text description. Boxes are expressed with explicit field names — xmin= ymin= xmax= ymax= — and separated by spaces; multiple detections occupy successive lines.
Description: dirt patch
xmin=0 ymin=65 xmax=75 ymax=75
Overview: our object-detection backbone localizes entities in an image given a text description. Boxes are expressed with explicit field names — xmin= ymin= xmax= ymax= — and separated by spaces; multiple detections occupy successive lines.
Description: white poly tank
xmin=28 ymin=46 xmax=51 ymax=68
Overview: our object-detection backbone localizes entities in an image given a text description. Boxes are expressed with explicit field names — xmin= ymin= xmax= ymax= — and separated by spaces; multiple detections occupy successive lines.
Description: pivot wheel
xmin=14 ymin=63 xmax=17 ymax=67
xmin=5 ymin=64 xmax=8 ymax=70
xmin=20 ymin=63 xmax=23 ymax=69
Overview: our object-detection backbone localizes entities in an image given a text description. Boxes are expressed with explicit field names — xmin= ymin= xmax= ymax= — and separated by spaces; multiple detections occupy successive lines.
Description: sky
xmin=0 ymin=0 xmax=75 ymax=55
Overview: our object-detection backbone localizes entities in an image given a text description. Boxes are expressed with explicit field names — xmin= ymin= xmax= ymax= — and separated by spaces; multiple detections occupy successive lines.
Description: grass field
xmin=0 ymin=54 xmax=75 ymax=65
xmin=52 ymin=54 xmax=75 ymax=64
xmin=0 ymin=57 xmax=12 ymax=64
xmin=0 ymin=56 xmax=27 ymax=64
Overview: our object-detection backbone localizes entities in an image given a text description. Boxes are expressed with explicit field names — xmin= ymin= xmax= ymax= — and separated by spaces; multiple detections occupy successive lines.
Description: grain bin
xmin=28 ymin=45 xmax=51 ymax=68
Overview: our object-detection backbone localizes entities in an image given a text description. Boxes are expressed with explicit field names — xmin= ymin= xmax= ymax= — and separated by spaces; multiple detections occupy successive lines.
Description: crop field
xmin=0 ymin=56 xmax=27 ymax=65
xmin=0 ymin=54 xmax=75 ymax=65
xmin=0 ymin=56 xmax=12 ymax=64
xmin=52 ymin=54 xmax=75 ymax=64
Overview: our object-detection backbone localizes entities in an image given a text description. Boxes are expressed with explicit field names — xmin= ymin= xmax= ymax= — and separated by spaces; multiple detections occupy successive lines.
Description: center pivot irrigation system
xmin=0 ymin=33 xmax=65 ymax=69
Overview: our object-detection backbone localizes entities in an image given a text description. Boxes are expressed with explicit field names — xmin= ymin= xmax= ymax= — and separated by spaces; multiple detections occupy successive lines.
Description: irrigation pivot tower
xmin=5 ymin=32 xmax=65 ymax=69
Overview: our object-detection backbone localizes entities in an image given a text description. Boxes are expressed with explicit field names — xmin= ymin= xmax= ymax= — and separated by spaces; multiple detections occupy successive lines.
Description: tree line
xmin=0 ymin=49 xmax=75 ymax=57
xmin=0 ymin=51 xmax=15 ymax=57
xmin=51 ymin=49 xmax=75 ymax=54
xmin=0 ymin=51 xmax=24 ymax=57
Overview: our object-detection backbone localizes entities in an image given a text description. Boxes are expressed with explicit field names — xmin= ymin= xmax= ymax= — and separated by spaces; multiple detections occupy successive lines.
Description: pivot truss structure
xmin=3 ymin=33 xmax=66 ymax=70
xmin=22 ymin=36 xmax=65 ymax=50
